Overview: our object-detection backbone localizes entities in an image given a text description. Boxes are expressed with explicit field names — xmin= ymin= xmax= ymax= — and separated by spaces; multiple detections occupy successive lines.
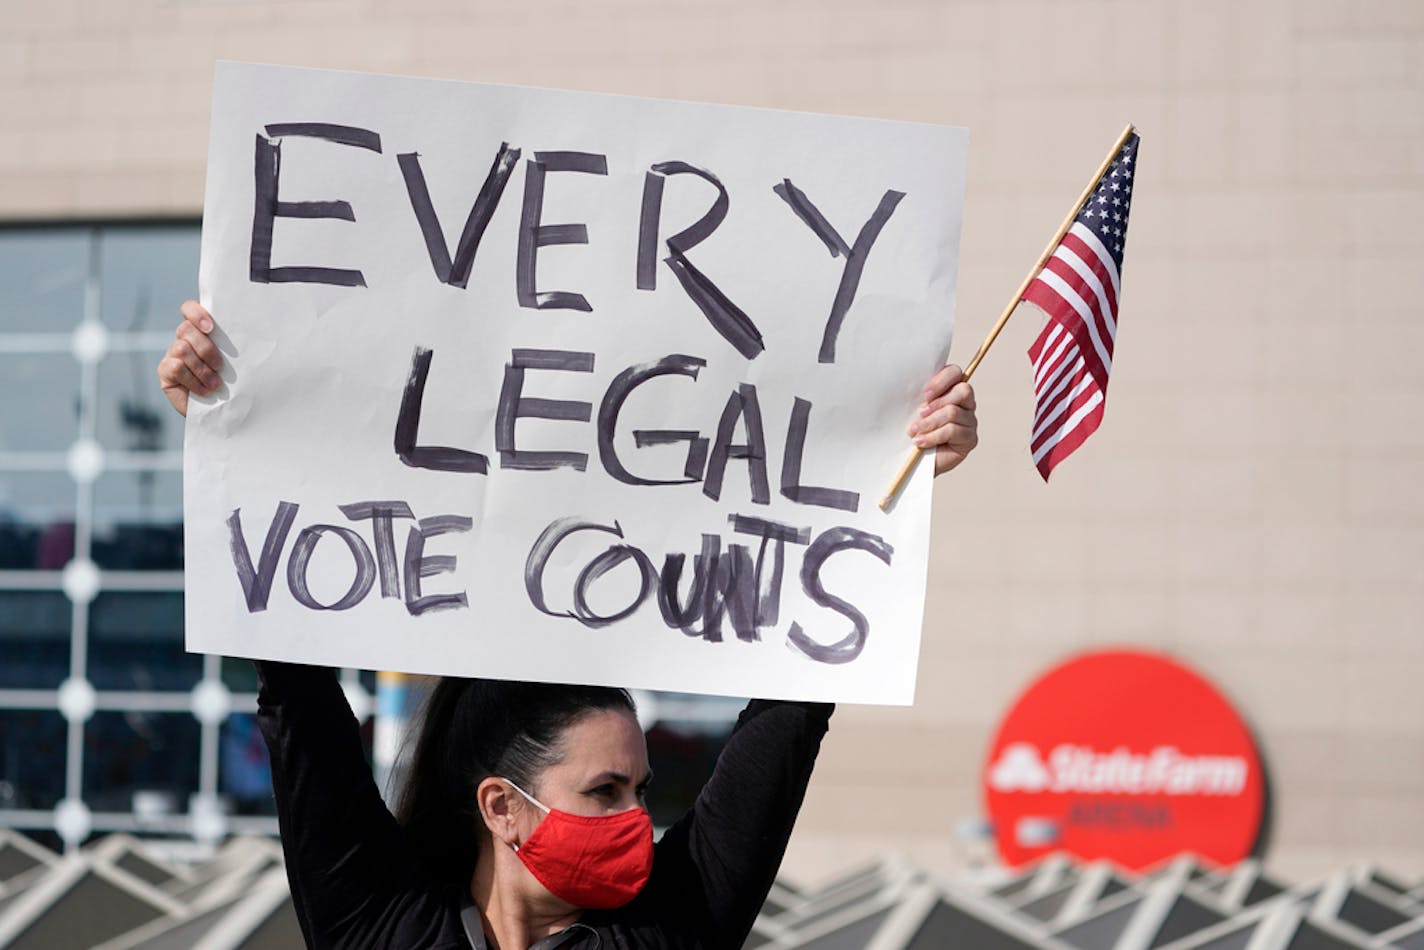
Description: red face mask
xmin=506 ymin=780 xmax=654 ymax=909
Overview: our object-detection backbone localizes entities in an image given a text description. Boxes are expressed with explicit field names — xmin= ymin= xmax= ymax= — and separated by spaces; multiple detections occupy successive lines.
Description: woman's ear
xmin=475 ymin=777 xmax=521 ymax=847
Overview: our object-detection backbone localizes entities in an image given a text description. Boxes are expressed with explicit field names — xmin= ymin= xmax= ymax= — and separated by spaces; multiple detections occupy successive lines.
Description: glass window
xmin=0 ymin=591 xmax=70 ymax=689
xmin=96 ymin=354 xmax=183 ymax=454
xmin=644 ymin=719 xmax=734 ymax=827
xmin=88 ymin=592 xmax=199 ymax=691
xmin=219 ymin=713 xmax=276 ymax=816
xmin=0 ymin=222 xmax=220 ymax=850
xmin=91 ymin=470 xmax=183 ymax=571
xmin=221 ymin=656 xmax=259 ymax=693
xmin=82 ymin=711 xmax=200 ymax=813
xmin=0 ymin=228 xmax=88 ymax=333
xmin=0 ymin=353 xmax=81 ymax=452
xmin=0 ymin=470 xmax=76 ymax=569
xmin=219 ymin=661 xmax=375 ymax=699
xmin=0 ymin=710 xmax=67 ymax=810
xmin=98 ymin=227 xmax=199 ymax=333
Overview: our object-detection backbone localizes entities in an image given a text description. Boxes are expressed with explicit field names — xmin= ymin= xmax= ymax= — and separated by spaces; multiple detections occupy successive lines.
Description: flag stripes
xmin=1024 ymin=132 xmax=1137 ymax=479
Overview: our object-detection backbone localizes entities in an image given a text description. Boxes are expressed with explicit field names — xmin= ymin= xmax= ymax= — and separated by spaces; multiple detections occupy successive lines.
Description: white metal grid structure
xmin=4 ymin=832 xmax=1421 ymax=949
xmin=0 ymin=223 xmax=376 ymax=853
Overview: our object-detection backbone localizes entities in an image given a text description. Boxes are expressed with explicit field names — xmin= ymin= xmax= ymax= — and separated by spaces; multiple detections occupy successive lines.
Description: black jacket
xmin=256 ymin=661 xmax=833 ymax=948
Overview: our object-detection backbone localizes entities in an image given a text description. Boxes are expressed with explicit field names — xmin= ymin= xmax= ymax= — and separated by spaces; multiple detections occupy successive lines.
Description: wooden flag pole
xmin=876 ymin=123 xmax=1137 ymax=512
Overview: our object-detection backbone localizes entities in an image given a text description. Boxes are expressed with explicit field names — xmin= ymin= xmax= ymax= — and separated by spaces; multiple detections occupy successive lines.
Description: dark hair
xmin=394 ymin=678 xmax=636 ymax=890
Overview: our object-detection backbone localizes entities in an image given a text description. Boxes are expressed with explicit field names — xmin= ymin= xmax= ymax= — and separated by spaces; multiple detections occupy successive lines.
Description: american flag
xmin=1025 ymin=131 xmax=1139 ymax=480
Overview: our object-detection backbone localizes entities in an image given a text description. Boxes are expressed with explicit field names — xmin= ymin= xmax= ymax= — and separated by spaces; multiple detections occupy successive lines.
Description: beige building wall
xmin=4 ymin=0 xmax=1422 ymax=884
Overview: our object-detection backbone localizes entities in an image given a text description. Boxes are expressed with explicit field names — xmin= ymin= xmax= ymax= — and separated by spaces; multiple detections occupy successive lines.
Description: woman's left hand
xmin=908 ymin=364 xmax=978 ymax=476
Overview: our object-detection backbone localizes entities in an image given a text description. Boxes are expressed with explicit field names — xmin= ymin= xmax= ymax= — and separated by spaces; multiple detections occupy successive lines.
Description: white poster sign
xmin=187 ymin=62 xmax=966 ymax=704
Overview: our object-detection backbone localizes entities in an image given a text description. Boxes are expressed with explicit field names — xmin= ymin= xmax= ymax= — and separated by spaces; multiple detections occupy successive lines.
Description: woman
xmin=159 ymin=301 xmax=978 ymax=949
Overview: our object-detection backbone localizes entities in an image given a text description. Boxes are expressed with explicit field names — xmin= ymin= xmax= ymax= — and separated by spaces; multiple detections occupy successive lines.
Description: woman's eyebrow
xmin=585 ymin=770 xmax=655 ymax=786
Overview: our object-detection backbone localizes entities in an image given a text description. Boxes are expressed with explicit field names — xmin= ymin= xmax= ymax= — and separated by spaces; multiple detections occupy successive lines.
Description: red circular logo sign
xmin=983 ymin=650 xmax=1264 ymax=870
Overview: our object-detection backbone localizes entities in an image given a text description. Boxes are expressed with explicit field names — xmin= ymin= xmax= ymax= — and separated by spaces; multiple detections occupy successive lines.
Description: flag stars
xmin=1072 ymin=132 xmax=1137 ymax=271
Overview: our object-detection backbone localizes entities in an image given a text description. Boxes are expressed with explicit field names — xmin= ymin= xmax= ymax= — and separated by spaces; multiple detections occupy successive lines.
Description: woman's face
xmin=530 ymin=709 xmax=652 ymax=817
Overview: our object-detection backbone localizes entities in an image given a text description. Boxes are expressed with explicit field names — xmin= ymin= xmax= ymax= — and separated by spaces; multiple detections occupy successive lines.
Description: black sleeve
xmin=646 ymin=699 xmax=833 ymax=948
xmin=255 ymin=660 xmax=413 ymax=947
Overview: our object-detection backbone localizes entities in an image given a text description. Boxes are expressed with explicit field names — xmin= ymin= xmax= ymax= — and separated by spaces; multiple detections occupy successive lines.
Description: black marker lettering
xmin=638 ymin=162 xmax=764 ymax=359
xmin=524 ymin=517 xmax=625 ymax=620
xmin=496 ymin=349 xmax=595 ymax=471
xmin=659 ymin=534 xmax=724 ymax=641
xmin=656 ymin=533 xmax=713 ymax=631
xmin=403 ymin=514 xmax=472 ymax=616
xmin=787 ymin=526 xmax=893 ymax=665
xmin=773 ymin=180 xmax=905 ymax=363
xmin=719 ymin=543 xmax=760 ymax=642
xmin=572 ymin=545 xmax=657 ymax=629
xmin=262 ymin=124 xmax=383 ymax=151
xmin=635 ymin=171 xmax=664 ymax=291
xmin=702 ymin=383 xmax=769 ymax=504
xmin=635 ymin=431 xmax=709 ymax=481
xmin=597 ymin=354 xmax=709 ymax=486
xmin=729 ymin=513 xmax=811 ymax=628
xmin=516 ymin=151 xmax=608 ymax=312
xmin=399 ymin=141 xmax=521 ymax=288
xmin=226 ymin=502 xmax=299 ymax=613
xmin=286 ymin=524 xmax=376 ymax=611
xmin=780 ymin=397 xmax=859 ymax=512
xmin=394 ymin=347 xmax=489 ymax=473
xmin=338 ymin=501 xmax=415 ymax=599
xmin=655 ymin=534 xmax=757 ymax=643
xmin=250 ymin=123 xmax=382 ymax=287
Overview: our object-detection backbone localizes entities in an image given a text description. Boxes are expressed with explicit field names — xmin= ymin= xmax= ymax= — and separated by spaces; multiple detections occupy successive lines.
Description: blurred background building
xmin=0 ymin=0 xmax=1421 ymax=896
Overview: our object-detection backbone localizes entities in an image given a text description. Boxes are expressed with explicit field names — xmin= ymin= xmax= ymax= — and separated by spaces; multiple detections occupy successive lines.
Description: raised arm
xmin=255 ymin=661 xmax=414 ymax=945
xmin=645 ymin=699 xmax=834 ymax=947
xmin=642 ymin=365 xmax=976 ymax=945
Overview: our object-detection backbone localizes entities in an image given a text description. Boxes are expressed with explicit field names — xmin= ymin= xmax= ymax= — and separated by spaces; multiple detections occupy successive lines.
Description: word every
xmin=252 ymin=122 xmax=904 ymax=363
xmin=226 ymin=502 xmax=893 ymax=665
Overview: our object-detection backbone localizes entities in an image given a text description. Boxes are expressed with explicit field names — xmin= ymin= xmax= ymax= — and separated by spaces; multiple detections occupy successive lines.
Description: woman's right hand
xmin=157 ymin=300 xmax=221 ymax=418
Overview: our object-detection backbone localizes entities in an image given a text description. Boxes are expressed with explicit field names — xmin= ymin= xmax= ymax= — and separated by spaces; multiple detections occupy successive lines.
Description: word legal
xmin=398 ymin=348 xmax=863 ymax=514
